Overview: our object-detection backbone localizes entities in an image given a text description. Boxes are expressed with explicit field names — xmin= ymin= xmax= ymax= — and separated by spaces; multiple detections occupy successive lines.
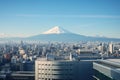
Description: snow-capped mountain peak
xmin=42 ymin=26 xmax=70 ymax=34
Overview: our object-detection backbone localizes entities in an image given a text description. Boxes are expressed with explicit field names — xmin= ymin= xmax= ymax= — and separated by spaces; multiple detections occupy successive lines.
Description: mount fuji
xmin=42 ymin=26 xmax=70 ymax=34
xmin=27 ymin=26 xmax=120 ymax=42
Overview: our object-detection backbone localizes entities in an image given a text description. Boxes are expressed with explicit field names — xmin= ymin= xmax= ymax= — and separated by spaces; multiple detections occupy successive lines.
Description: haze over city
xmin=0 ymin=0 xmax=120 ymax=38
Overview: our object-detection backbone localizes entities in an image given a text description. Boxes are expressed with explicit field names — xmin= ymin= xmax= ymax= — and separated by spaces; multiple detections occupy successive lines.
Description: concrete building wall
xmin=93 ymin=60 xmax=120 ymax=80
xmin=35 ymin=59 xmax=94 ymax=80
xmin=35 ymin=60 xmax=79 ymax=80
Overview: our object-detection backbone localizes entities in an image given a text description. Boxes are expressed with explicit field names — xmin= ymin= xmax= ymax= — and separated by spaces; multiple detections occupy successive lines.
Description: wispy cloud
xmin=16 ymin=14 xmax=120 ymax=19
xmin=0 ymin=33 xmax=10 ymax=38
xmin=0 ymin=33 xmax=30 ymax=38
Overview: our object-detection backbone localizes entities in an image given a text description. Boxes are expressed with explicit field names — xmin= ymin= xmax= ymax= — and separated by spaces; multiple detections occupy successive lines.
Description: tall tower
xmin=109 ymin=43 xmax=113 ymax=54
xmin=42 ymin=47 xmax=46 ymax=56
xmin=70 ymin=53 xmax=72 ymax=61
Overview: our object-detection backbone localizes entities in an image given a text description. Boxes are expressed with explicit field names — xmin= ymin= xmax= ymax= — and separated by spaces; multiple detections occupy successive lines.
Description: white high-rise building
xmin=109 ymin=43 xmax=113 ymax=54
xmin=35 ymin=58 xmax=78 ymax=80
xmin=42 ymin=47 xmax=46 ymax=56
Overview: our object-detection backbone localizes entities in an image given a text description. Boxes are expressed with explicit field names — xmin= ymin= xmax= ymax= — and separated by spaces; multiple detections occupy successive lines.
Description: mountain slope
xmin=28 ymin=26 xmax=120 ymax=42
xmin=28 ymin=33 xmax=120 ymax=42
xmin=1 ymin=26 xmax=120 ymax=42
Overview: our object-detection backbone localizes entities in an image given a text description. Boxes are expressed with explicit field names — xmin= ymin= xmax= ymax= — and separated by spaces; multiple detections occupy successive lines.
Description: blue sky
xmin=0 ymin=0 xmax=120 ymax=38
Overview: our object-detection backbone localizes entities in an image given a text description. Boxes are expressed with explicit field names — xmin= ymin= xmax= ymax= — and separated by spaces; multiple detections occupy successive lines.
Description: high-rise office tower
xmin=109 ymin=43 xmax=113 ymax=54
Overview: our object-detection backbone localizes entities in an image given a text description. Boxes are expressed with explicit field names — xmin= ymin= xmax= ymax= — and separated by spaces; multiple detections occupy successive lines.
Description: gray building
xmin=93 ymin=59 xmax=120 ymax=80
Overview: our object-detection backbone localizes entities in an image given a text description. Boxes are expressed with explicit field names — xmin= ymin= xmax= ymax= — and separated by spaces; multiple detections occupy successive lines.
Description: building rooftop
xmin=37 ymin=53 xmax=76 ymax=61
xmin=107 ymin=59 xmax=120 ymax=63
xmin=36 ymin=57 xmax=73 ymax=61
xmin=93 ymin=59 xmax=120 ymax=80
xmin=95 ymin=59 xmax=120 ymax=69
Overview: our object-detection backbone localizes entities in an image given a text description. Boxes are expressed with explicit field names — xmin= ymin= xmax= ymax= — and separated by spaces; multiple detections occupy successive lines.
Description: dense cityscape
xmin=1 ymin=0 xmax=120 ymax=80
xmin=0 ymin=40 xmax=120 ymax=80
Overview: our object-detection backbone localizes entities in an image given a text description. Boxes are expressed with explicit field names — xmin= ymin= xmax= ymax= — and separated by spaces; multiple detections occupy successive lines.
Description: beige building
xmin=35 ymin=58 xmax=78 ymax=80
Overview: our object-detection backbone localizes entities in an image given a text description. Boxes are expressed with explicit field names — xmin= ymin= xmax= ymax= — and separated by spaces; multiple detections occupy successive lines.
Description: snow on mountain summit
xmin=42 ymin=26 xmax=70 ymax=34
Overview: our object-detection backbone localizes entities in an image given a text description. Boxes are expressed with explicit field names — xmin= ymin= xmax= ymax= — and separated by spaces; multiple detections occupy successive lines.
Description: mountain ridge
xmin=0 ymin=26 xmax=120 ymax=42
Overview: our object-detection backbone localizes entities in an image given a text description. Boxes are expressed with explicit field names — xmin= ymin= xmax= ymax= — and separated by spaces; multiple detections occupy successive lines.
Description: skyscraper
xmin=109 ymin=43 xmax=113 ymax=54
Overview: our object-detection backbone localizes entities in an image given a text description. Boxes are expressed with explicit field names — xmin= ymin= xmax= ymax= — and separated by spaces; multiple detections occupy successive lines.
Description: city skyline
xmin=0 ymin=0 xmax=120 ymax=38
